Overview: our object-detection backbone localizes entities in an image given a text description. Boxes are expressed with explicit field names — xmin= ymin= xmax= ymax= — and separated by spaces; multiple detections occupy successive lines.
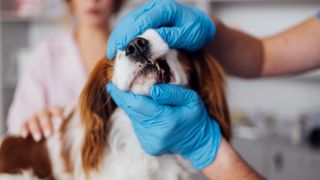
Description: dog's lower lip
xmin=129 ymin=58 xmax=173 ymax=89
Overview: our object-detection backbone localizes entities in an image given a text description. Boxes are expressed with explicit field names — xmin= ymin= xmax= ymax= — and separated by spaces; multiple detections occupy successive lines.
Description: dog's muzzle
xmin=126 ymin=37 xmax=173 ymax=84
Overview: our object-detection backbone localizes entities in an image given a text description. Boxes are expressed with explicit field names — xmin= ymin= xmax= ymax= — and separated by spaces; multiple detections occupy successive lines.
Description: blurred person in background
xmin=7 ymin=0 xmax=124 ymax=141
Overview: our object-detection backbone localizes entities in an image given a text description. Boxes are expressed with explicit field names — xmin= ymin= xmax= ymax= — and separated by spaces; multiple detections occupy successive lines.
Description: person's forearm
xmin=207 ymin=15 xmax=320 ymax=78
xmin=202 ymin=139 xmax=264 ymax=180
xmin=262 ymin=16 xmax=320 ymax=76
xmin=206 ymin=18 xmax=264 ymax=78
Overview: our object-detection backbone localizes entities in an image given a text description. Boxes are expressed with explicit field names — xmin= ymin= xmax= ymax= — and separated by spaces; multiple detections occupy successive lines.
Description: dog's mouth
xmin=129 ymin=57 xmax=174 ymax=89
xmin=156 ymin=58 xmax=173 ymax=83
xmin=142 ymin=57 xmax=172 ymax=83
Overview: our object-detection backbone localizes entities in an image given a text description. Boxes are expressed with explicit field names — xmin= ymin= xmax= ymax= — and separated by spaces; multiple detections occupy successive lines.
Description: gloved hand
xmin=107 ymin=0 xmax=216 ymax=59
xmin=107 ymin=83 xmax=222 ymax=169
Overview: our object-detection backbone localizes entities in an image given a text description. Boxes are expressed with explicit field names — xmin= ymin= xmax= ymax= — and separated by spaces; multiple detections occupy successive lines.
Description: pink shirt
xmin=7 ymin=32 xmax=88 ymax=133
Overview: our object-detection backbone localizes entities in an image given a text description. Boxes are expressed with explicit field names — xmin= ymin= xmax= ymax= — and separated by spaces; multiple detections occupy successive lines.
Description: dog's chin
xmin=130 ymin=73 xmax=158 ymax=96
xmin=129 ymin=58 xmax=175 ymax=96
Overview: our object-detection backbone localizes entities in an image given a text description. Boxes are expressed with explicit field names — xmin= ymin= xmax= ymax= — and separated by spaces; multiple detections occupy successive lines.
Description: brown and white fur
xmin=0 ymin=30 xmax=231 ymax=180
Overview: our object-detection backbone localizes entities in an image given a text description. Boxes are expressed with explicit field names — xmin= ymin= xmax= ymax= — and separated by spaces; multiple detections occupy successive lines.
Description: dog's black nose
xmin=126 ymin=37 xmax=149 ymax=57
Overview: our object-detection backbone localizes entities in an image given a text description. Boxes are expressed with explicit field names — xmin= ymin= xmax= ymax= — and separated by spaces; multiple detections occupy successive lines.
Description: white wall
xmin=0 ymin=20 xmax=3 ymax=132
xmin=212 ymin=2 xmax=320 ymax=119
xmin=213 ymin=2 xmax=320 ymax=37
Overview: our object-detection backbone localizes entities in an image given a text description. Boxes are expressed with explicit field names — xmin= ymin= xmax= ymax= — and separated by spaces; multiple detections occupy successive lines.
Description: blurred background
xmin=1 ymin=0 xmax=320 ymax=179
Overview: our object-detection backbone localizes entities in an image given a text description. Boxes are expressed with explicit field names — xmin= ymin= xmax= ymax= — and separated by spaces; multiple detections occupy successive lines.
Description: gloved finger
xmin=156 ymin=26 xmax=182 ymax=49
xmin=107 ymin=17 xmax=137 ymax=59
xmin=107 ymin=1 xmax=158 ymax=59
xmin=134 ymin=1 xmax=174 ymax=32
xmin=150 ymin=84 xmax=199 ymax=107
xmin=106 ymin=31 xmax=117 ymax=59
xmin=107 ymin=83 xmax=140 ymax=111
xmin=119 ymin=0 xmax=177 ymax=51
xmin=107 ymin=83 xmax=164 ymax=116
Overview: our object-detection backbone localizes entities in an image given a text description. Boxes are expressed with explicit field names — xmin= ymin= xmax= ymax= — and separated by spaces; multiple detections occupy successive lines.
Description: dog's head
xmin=79 ymin=29 xmax=231 ymax=173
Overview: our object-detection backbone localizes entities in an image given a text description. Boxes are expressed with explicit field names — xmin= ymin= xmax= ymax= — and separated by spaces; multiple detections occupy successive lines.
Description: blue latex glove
xmin=107 ymin=0 xmax=216 ymax=59
xmin=317 ymin=10 xmax=320 ymax=19
xmin=107 ymin=83 xmax=222 ymax=169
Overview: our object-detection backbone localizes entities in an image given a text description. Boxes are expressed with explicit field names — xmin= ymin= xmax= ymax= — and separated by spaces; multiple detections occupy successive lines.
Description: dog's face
xmin=112 ymin=30 xmax=187 ymax=95
xmin=79 ymin=29 xmax=231 ymax=174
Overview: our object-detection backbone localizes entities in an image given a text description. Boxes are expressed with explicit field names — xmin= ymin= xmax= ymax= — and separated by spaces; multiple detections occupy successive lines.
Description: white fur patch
xmin=0 ymin=171 xmax=38 ymax=180
xmin=112 ymin=53 xmax=137 ymax=91
xmin=45 ymin=105 xmax=81 ymax=180
xmin=87 ymin=109 xmax=196 ymax=180
xmin=139 ymin=29 xmax=169 ymax=61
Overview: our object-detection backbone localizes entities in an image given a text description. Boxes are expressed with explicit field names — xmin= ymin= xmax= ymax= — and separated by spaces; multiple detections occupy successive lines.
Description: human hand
xmin=107 ymin=83 xmax=222 ymax=169
xmin=21 ymin=107 xmax=63 ymax=142
xmin=107 ymin=0 xmax=216 ymax=59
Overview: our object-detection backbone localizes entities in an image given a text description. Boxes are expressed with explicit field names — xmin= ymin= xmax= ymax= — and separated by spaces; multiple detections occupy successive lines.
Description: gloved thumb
xmin=151 ymin=84 xmax=199 ymax=106
xmin=156 ymin=27 xmax=181 ymax=49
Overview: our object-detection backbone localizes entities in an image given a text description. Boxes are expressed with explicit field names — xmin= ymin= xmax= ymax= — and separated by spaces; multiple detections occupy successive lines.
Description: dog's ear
xmin=79 ymin=58 xmax=116 ymax=174
xmin=180 ymin=51 xmax=231 ymax=141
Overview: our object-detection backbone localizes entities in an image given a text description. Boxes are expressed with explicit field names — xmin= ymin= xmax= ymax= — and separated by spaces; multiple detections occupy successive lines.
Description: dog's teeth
xmin=156 ymin=63 xmax=160 ymax=71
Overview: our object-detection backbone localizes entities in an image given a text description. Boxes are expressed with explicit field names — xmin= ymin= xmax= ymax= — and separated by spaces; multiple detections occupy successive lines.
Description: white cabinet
xmin=233 ymin=138 xmax=320 ymax=180
xmin=269 ymin=144 xmax=320 ymax=180
xmin=0 ymin=21 xmax=3 ymax=132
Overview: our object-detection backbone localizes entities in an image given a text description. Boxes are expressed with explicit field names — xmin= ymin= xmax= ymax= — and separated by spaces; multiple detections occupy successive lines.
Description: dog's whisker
xmin=96 ymin=87 xmax=112 ymax=110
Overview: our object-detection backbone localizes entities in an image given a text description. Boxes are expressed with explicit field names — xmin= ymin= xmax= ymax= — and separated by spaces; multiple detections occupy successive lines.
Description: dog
xmin=0 ymin=29 xmax=231 ymax=180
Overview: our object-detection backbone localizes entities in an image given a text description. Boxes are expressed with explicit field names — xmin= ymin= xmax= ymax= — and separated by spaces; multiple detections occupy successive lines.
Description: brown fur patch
xmin=59 ymin=109 xmax=75 ymax=174
xmin=179 ymin=51 xmax=231 ymax=140
xmin=0 ymin=136 xmax=54 ymax=179
xmin=79 ymin=58 xmax=116 ymax=175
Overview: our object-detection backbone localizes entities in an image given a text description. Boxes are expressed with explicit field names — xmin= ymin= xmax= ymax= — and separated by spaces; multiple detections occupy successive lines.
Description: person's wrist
xmin=181 ymin=116 xmax=222 ymax=169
